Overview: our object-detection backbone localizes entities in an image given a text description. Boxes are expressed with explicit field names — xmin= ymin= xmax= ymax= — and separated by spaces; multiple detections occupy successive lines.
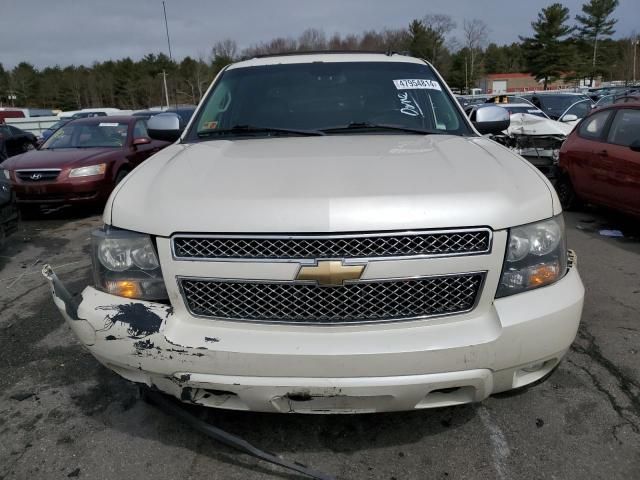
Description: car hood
xmin=3 ymin=148 xmax=118 ymax=170
xmin=106 ymin=135 xmax=558 ymax=236
xmin=507 ymin=113 xmax=575 ymax=136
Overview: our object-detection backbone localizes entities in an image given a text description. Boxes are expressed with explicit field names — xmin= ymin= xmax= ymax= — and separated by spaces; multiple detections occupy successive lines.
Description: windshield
xmin=534 ymin=95 xmax=591 ymax=118
xmin=187 ymin=61 xmax=471 ymax=140
xmin=47 ymin=120 xmax=67 ymax=131
xmin=42 ymin=122 xmax=128 ymax=149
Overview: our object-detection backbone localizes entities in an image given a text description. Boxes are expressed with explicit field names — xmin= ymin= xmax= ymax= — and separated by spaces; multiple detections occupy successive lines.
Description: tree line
xmin=0 ymin=0 xmax=635 ymax=111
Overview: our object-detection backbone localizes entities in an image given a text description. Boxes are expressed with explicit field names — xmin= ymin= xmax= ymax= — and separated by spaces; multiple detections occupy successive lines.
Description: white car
xmin=44 ymin=53 xmax=584 ymax=414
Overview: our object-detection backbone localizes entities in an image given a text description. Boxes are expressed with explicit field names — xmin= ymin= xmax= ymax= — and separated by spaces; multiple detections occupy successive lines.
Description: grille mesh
xmin=16 ymin=170 xmax=60 ymax=182
xmin=173 ymin=230 xmax=491 ymax=260
xmin=180 ymin=273 xmax=484 ymax=324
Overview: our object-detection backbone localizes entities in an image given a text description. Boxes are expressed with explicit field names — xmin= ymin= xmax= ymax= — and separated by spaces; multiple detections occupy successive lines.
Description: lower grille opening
xmin=179 ymin=272 xmax=484 ymax=324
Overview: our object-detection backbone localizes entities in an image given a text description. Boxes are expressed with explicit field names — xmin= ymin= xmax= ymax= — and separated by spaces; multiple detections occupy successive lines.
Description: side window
xmin=133 ymin=120 xmax=148 ymax=138
xmin=607 ymin=109 xmax=640 ymax=147
xmin=0 ymin=125 xmax=12 ymax=137
xmin=578 ymin=110 xmax=611 ymax=140
xmin=564 ymin=100 xmax=591 ymax=120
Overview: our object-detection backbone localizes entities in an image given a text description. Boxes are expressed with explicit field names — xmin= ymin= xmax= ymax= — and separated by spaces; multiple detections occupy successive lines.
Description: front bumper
xmin=14 ymin=177 xmax=110 ymax=205
xmin=44 ymin=259 xmax=584 ymax=413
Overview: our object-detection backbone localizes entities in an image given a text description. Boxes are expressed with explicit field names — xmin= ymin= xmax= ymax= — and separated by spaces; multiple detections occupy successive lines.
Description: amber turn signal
xmin=528 ymin=263 xmax=560 ymax=287
xmin=105 ymin=280 xmax=143 ymax=299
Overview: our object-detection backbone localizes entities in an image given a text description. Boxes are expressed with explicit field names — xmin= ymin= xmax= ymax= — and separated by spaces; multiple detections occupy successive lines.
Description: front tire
xmin=555 ymin=174 xmax=579 ymax=211
xmin=114 ymin=169 xmax=129 ymax=186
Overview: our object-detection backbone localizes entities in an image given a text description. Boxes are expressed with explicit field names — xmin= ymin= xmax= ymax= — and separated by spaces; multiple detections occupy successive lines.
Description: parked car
xmin=0 ymin=124 xmax=38 ymax=158
xmin=587 ymin=86 xmax=632 ymax=101
xmin=0 ymin=167 xmax=19 ymax=248
xmin=523 ymin=93 xmax=593 ymax=121
xmin=557 ymin=102 xmax=640 ymax=217
xmin=44 ymin=52 xmax=584 ymax=414
xmin=465 ymin=103 xmax=571 ymax=179
xmin=484 ymin=95 xmax=536 ymax=107
xmin=2 ymin=116 xmax=170 ymax=211
xmin=0 ymin=109 xmax=26 ymax=123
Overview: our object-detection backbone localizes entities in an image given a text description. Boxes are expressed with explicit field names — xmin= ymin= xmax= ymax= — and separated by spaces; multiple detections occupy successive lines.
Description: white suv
xmin=45 ymin=53 xmax=584 ymax=413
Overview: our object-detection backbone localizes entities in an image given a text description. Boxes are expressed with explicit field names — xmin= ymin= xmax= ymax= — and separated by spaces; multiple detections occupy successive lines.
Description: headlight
xmin=69 ymin=163 xmax=106 ymax=178
xmin=2 ymin=169 xmax=9 ymax=180
xmin=496 ymin=215 xmax=567 ymax=298
xmin=91 ymin=227 xmax=168 ymax=301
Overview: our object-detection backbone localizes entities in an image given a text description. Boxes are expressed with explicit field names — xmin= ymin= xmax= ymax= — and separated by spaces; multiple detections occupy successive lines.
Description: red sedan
xmin=557 ymin=102 xmax=640 ymax=217
xmin=1 ymin=116 xmax=169 ymax=210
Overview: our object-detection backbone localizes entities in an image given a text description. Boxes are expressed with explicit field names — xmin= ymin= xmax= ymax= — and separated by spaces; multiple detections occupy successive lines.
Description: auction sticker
xmin=393 ymin=79 xmax=442 ymax=90
xmin=98 ymin=122 xmax=119 ymax=127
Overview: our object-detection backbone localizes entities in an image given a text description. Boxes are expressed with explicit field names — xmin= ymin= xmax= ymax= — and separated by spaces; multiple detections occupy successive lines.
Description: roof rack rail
xmin=249 ymin=50 xmax=407 ymax=60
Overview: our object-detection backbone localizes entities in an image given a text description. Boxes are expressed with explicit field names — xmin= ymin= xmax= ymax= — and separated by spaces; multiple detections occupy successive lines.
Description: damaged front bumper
xmin=43 ymin=258 xmax=584 ymax=414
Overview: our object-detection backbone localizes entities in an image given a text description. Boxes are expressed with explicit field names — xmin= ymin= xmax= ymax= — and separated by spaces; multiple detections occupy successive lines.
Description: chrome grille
xmin=16 ymin=169 xmax=61 ymax=182
xmin=173 ymin=229 xmax=491 ymax=260
xmin=179 ymin=273 xmax=484 ymax=324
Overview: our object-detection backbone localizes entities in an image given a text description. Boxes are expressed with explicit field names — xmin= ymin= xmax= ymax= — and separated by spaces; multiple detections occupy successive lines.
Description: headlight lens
xmin=91 ymin=228 xmax=167 ymax=301
xmin=69 ymin=163 xmax=106 ymax=178
xmin=496 ymin=215 xmax=567 ymax=298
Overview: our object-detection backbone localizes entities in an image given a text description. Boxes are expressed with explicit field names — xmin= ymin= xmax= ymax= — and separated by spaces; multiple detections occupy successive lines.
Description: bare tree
xmin=422 ymin=14 xmax=456 ymax=62
xmin=211 ymin=39 xmax=238 ymax=61
xmin=463 ymin=19 xmax=489 ymax=92
xmin=297 ymin=28 xmax=327 ymax=51
xmin=242 ymin=37 xmax=297 ymax=57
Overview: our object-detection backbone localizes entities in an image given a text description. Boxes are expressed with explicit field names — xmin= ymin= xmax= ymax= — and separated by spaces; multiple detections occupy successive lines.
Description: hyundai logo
xmin=30 ymin=173 xmax=42 ymax=180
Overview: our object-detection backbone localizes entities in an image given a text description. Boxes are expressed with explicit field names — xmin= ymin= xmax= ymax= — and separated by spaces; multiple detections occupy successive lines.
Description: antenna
xmin=163 ymin=1 xmax=173 ymax=61
xmin=162 ymin=1 xmax=178 ymax=109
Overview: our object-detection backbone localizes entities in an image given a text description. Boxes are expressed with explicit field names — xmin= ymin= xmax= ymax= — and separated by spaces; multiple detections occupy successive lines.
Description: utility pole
xmin=633 ymin=38 xmax=639 ymax=84
xmin=161 ymin=70 xmax=169 ymax=108
xmin=465 ymin=55 xmax=468 ymax=94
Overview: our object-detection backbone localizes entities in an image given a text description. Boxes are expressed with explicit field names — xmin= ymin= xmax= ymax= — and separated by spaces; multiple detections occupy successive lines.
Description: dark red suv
xmin=557 ymin=102 xmax=640 ymax=217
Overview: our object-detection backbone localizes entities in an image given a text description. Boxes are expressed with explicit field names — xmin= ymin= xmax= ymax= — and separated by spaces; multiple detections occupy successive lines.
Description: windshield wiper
xmin=197 ymin=124 xmax=325 ymax=138
xmin=320 ymin=122 xmax=443 ymax=135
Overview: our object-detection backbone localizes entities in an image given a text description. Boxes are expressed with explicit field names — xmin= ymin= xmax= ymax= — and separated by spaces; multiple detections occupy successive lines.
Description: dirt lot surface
xmin=1 ymin=207 xmax=639 ymax=480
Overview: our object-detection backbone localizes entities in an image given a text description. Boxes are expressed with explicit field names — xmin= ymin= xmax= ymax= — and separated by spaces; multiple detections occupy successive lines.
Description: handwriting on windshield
xmin=398 ymin=92 xmax=423 ymax=117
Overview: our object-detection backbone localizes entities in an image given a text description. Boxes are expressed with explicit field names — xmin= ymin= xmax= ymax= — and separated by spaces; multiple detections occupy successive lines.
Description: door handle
xmin=596 ymin=149 xmax=608 ymax=157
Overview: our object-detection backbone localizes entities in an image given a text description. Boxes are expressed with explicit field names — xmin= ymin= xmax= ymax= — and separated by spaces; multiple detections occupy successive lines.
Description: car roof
xmin=228 ymin=52 xmax=426 ymax=70
xmin=531 ymin=92 xmax=587 ymax=97
xmin=587 ymin=102 xmax=640 ymax=116
xmin=501 ymin=103 xmax=541 ymax=109
xmin=66 ymin=115 xmax=136 ymax=125
xmin=476 ymin=103 xmax=539 ymax=109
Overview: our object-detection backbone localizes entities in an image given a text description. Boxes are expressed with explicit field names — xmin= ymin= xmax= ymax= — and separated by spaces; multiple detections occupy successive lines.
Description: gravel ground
xmin=0 ymin=206 xmax=639 ymax=480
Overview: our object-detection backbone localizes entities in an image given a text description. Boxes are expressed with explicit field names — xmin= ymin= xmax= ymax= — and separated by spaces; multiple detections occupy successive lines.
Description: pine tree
xmin=520 ymin=3 xmax=574 ymax=90
xmin=575 ymin=0 xmax=619 ymax=83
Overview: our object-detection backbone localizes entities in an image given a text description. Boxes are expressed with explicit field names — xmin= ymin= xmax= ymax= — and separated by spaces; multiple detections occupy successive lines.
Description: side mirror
xmin=147 ymin=113 xmax=182 ymax=142
xmin=561 ymin=114 xmax=578 ymax=123
xmin=473 ymin=106 xmax=510 ymax=135
xmin=132 ymin=137 xmax=151 ymax=146
xmin=630 ymin=140 xmax=640 ymax=152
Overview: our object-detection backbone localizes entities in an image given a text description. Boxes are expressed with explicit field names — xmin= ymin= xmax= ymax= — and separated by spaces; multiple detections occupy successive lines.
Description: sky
xmin=1 ymin=0 xmax=638 ymax=69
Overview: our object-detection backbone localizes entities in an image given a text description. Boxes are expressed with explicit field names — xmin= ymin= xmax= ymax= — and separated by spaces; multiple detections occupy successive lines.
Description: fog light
xmin=522 ymin=361 xmax=545 ymax=373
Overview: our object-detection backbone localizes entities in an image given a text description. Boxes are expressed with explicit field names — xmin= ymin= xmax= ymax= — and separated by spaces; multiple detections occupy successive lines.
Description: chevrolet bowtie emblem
xmin=296 ymin=260 xmax=365 ymax=287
